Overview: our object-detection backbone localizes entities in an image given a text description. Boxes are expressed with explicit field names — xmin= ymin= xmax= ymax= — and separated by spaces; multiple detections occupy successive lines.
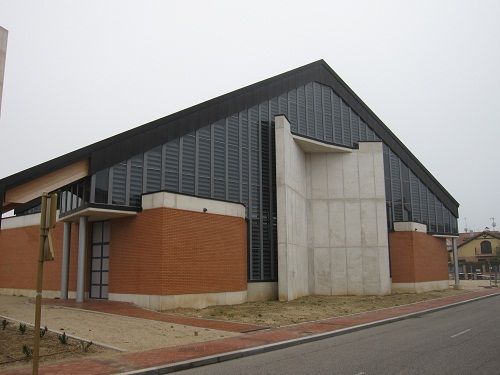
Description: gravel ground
xmin=0 ymin=295 xmax=238 ymax=352
xmin=168 ymin=288 xmax=471 ymax=327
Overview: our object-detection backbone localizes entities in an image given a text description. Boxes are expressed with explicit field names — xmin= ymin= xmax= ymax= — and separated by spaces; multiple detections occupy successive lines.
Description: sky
xmin=0 ymin=0 xmax=499 ymax=231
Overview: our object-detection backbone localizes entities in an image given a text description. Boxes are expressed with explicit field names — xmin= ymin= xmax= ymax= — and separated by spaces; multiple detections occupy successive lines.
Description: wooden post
xmin=32 ymin=193 xmax=48 ymax=375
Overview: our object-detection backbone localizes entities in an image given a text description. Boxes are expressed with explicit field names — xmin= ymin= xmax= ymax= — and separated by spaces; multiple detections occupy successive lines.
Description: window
xmin=481 ymin=241 xmax=492 ymax=254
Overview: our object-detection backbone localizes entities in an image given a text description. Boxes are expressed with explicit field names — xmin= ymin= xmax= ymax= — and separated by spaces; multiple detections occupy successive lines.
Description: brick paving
xmin=4 ymin=288 xmax=498 ymax=375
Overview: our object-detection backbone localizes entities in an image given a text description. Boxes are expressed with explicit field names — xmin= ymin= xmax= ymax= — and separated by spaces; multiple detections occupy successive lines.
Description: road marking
xmin=451 ymin=328 xmax=471 ymax=338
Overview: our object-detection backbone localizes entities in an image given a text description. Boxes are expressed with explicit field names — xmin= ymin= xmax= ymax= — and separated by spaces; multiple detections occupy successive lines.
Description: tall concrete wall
xmin=275 ymin=115 xmax=309 ymax=301
xmin=276 ymin=115 xmax=391 ymax=301
xmin=0 ymin=27 xmax=7 ymax=117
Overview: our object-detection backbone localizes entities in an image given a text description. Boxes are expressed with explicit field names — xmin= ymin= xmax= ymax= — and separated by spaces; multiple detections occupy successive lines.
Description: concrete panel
xmin=394 ymin=221 xmax=427 ymax=233
xmin=358 ymin=151 xmax=375 ymax=198
xmin=276 ymin=185 xmax=288 ymax=244
xmin=376 ymin=200 xmax=389 ymax=247
xmin=277 ymin=242 xmax=288 ymax=300
xmin=378 ymin=246 xmax=392 ymax=294
xmin=331 ymin=247 xmax=348 ymax=294
xmin=295 ymin=191 xmax=308 ymax=247
xmin=329 ymin=201 xmax=346 ymax=248
xmin=1 ymin=212 xmax=41 ymax=229
xmin=0 ymin=288 xmax=76 ymax=299
xmin=142 ymin=191 xmax=245 ymax=218
xmin=372 ymin=144 xmax=386 ymax=199
xmin=247 ymin=282 xmax=278 ymax=302
xmin=346 ymin=247 xmax=364 ymax=294
xmin=362 ymin=247 xmax=381 ymax=294
xmin=360 ymin=200 xmax=378 ymax=247
xmin=285 ymin=187 xmax=295 ymax=245
xmin=392 ymin=280 xmax=448 ymax=293
xmin=109 ymin=291 xmax=248 ymax=310
xmin=342 ymin=153 xmax=360 ymax=198
xmin=313 ymin=247 xmax=332 ymax=295
xmin=327 ymin=154 xmax=344 ymax=199
xmin=311 ymin=200 xmax=329 ymax=248
xmin=310 ymin=154 xmax=328 ymax=199
xmin=345 ymin=201 xmax=362 ymax=247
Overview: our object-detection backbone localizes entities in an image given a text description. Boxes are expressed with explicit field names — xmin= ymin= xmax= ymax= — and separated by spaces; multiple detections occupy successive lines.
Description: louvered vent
xmin=164 ymin=138 xmax=179 ymax=192
xmin=129 ymin=154 xmax=143 ymax=206
xmin=145 ymin=146 xmax=162 ymax=193
xmin=111 ymin=162 xmax=127 ymax=205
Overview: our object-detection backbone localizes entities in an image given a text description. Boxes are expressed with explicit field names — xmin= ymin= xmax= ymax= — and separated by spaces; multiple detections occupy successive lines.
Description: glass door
xmin=89 ymin=221 xmax=109 ymax=299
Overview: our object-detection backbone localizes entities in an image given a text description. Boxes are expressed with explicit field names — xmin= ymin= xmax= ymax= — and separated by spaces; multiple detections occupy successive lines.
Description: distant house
xmin=455 ymin=230 xmax=500 ymax=263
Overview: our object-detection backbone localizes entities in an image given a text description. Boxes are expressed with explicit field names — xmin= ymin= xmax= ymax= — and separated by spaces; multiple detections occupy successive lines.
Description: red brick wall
xmin=389 ymin=231 xmax=448 ymax=283
xmin=108 ymin=209 xmax=165 ymax=295
xmin=0 ymin=221 xmax=80 ymax=292
xmin=110 ymin=207 xmax=247 ymax=296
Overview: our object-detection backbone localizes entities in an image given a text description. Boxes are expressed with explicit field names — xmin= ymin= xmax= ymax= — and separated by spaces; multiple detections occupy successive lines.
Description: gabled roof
xmin=458 ymin=230 xmax=500 ymax=248
xmin=0 ymin=60 xmax=459 ymax=216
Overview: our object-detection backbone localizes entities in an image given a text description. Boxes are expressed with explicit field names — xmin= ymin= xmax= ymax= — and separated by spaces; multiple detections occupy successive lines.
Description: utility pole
xmin=32 ymin=192 xmax=57 ymax=375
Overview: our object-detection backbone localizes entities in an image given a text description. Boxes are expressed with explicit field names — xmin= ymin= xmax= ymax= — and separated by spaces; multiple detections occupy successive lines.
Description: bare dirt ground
xmin=0 ymin=318 xmax=110 ymax=370
xmin=0 ymin=295 xmax=237 ymax=353
xmin=169 ymin=288 xmax=471 ymax=327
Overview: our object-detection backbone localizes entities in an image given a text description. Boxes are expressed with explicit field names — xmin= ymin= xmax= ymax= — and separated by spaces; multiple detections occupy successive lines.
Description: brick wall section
xmin=109 ymin=209 xmax=166 ymax=295
xmin=110 ymin=207 xmax=247 ymax=296
xmin=0 ymin=221 xmax=80 ymax=292
xmin=389 ymin=231 xmax=448 ymax=283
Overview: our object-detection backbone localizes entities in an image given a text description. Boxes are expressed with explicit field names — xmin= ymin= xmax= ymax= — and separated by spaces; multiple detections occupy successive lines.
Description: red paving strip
xmin=41 ymin=298 xmax=266 ymax=333
xmin=4 ymin=288 xmax=497 ymax=375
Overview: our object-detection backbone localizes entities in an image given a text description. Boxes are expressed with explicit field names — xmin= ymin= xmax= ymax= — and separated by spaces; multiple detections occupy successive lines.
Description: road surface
xmin=177 ymin=294 xmax=500 ymax=374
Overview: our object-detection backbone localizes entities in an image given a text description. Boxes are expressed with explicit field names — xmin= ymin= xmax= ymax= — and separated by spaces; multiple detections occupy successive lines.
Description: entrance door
xmin=90 ymin=221 xmax=110 ymax=299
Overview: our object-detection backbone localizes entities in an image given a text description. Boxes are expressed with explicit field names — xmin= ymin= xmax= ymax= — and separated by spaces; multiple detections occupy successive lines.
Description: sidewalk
xmin=42 ymin=299 xmax=266 ymax=333
xmin=3 ymin=288 xmax=499 ymax=375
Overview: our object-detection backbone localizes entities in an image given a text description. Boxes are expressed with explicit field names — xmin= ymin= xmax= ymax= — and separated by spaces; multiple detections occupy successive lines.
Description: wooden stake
xmin=32 ymin=193 xmax=48 ymax=375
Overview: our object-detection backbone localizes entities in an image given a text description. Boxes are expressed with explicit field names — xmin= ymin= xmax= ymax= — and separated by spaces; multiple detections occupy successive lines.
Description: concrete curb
xmin=120 ymin=291 xmax=500 ymax=375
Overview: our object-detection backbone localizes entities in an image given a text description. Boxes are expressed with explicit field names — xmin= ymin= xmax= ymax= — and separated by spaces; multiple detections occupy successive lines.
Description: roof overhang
xmin=293 ymin=134 xmax=353 ymax=153
xmin=60 ymin=207 xmax=137 ymax=223
xmin=2 ymin=159 xmax=88 ymax=212
xmin=433 ymin=234 xmax=459 ymax=238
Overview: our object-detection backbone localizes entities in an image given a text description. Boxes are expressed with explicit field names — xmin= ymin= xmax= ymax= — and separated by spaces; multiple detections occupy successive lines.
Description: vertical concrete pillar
xmin=60 ymin=222 xmax=71 ymax=299
xmin=452 ymin=237 xmax=460 ymax=288
xmin=76 ymin=216 xmax=87 ymax=303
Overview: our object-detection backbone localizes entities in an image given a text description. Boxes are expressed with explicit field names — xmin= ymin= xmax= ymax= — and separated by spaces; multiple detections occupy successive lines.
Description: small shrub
xmin=79 ymin=340 xmax=93 ymax=352
xmin=58 ymin=331 xmax=68 ymax=345
xmin=19 ymin=323 xmax=27 ymax=335
xmin=40 ymin=326 xmax=48 ymax=338
xmin=22 ymin=344 xmax=33 ymax=358
xmin=1 ymin=319 xmax=7 ymax=330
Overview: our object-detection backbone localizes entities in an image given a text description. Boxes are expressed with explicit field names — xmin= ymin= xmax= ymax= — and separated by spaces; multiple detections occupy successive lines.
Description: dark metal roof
xmin=0 ymin=59 xmax=459 ymax=216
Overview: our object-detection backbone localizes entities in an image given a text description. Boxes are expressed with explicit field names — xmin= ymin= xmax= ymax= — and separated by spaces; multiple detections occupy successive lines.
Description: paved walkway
xmin=4 ymin=288 xmax=499 ymax=375
xmin=42 ymin=299 xmax=265 ymax=333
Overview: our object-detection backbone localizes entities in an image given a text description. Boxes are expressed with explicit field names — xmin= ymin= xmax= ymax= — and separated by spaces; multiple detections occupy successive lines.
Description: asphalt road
xmin=176 ymin=295 xmax=500 ymax=375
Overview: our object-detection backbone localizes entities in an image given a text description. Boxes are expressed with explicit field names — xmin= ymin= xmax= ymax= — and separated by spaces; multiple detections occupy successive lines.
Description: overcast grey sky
xmin=0 ymin=0 xmax=498 ymax=231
